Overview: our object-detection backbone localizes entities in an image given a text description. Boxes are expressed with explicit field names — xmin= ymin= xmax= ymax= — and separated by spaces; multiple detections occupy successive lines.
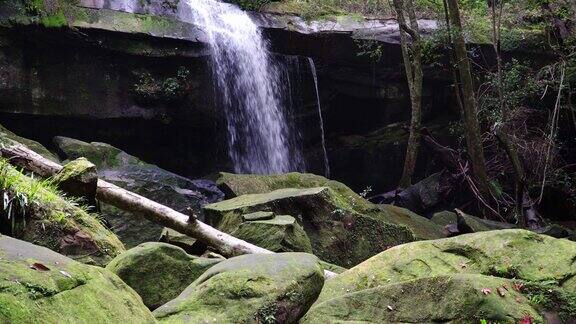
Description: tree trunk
xmin=0 ymin=143 xmax=337 ymax=277
xmin=491 ymin=0 xmax=506 ymax=120
xmin=446 ymin=0 xmax=491 ymax=194
xmin=442 ymin=0 xmax=465 ymax=115
xmin=395 ymin=0 xmax=423 ymax=189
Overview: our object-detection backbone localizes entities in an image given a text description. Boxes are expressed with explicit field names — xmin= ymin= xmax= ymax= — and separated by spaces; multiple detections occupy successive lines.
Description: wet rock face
xmin=153 ymin=252 xmax=325 ymax=323
xmin=0 ymin=0 xmax=456 ymax=188
xmin=0 ymin=235 xmax=155 ymax=323
xmin=0 ymin=23 xmax=225 ymax=178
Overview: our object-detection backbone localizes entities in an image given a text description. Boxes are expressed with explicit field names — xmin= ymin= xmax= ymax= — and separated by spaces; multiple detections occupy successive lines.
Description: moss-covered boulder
xmin=0 ymin=124 xmax=59 ymax=162
xmin=0 ymin=235 xmax=155 ymax=323
xmin=54 ymin=136 xmax=224 ymax=248
xmin=230 ymin=214 xmax=313 ymax=253
xmin=52 ymin=157 xmax=98 ymax=205
xmin=215 ymin=172 xmax=445 ymax=241
xmin=309 ymin=230 xmax=576 ymax=322
xmin=106 ymin=242 xmax=222 ymax=310
xmin=153 ymin=252 xmax=324 ymax=323
xmin=431 ymin=210 xmax=516 ymax=233
xmin=0 ymin=161 xmax=124 ymax=266
xmin=303 ymin=274 xmax=542 ymax=323
xmin=204 ymin=187 xmax=414 ymax=267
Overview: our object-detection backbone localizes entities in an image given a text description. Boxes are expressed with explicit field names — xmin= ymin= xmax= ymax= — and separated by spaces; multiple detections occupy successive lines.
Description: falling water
xmin=307 ymin=58 xmax=330 ymax=178
xmin=178 ymin=0 xmax=301 ymax=174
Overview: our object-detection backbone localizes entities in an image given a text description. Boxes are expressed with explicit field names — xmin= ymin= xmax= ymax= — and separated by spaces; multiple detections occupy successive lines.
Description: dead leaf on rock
xmin=30 ymin=263 xmax=50 ymax=271
xmin=497 ymin=287 xmax=507 ymax=297
xmin=512 ymin=282 xmax=524 ymax=292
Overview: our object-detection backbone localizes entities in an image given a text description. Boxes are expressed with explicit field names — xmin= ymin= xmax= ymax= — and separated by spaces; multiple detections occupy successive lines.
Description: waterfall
xmin=178 ymin=0 xmax=301 ymax=174
xmin=307 ymin=58 xmax=330 ymax=178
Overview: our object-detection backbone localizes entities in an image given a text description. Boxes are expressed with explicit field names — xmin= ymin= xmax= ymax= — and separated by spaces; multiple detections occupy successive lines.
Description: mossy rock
xmin=153 ymin=252 xmax=324 ymax=323
xmin=303 ymin=274 xmax=542 ymax=323
xmin=316 ymin=230 xmax=576 ymax=308
xmin=378 ymin=204 xmax=445 ymax=240
xmin=215 ymin=172 xmax=445 ymax=241
xmin=431 ymin=211 xmax=516 ymax=232
xmin=0 ymin=235 xmax=155 ymax=323
xmin=54 ymin=136 xmax=143 ymax=169
xmin=0 ymin=162 xmax=124 ymax=266
xmin=230 ymin=215 xmax=313 ymax=253
xmin=52 ymin=157 xmax=98 ymax=204
xmin=0 ymin=124 xmax=58 ymax=162
xmin=54 ymin=136 xmax=224 ymax=248
xmin=106 ymin=242 xmax=222 ymax=310
xmin=204 ymin=187 xmax=414 ymax=267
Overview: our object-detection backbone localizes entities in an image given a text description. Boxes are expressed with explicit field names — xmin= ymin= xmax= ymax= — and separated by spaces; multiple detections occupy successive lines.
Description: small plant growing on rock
xmin=132 ymin=66 xmax=192 ymax=104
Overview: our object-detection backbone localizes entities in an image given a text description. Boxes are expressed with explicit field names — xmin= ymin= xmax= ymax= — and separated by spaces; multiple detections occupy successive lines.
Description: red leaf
xmin=481 ymin=288 xmax=492 ymax=295
xmin=30 ymin=263 xmax=50 ymax=271
xmin=512 ymin=282 xmax=524 ymax=292
xmin=520 ymin=315 xmax=533 ymax=324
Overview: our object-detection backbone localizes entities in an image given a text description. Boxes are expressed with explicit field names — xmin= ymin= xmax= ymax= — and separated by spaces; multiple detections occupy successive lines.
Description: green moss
xmin=0 ymin=235 xmax=155 ymax=323
xmin=0 ymin=160 xmax=124 ymax=266
xmin=316 ymin=230 xmax=576 ymax=307
xmin=51 ymin=158 xmax=95 ymax=184
xmin=216 ymin=172 xmax=443 ymax=241
xmin=523 ymin=281 xmax=576 ymax=321
xmin=0 ymin=125 xmax=59 ymax=162
xmin=106 ymin=242 xmax=221 ymax=309
xmin=20 ymin=0 xmax=81 ymax=28
xmin=303 ymin=274 xmax=542 ymax=323
xmin=230 ymin=215 xmax=313 ymax=253
xmin=54 ymin=137 xmax=143 ymax=169
xmin=153 ymin=253 xmax=324 ymax=323
xmin=205 ymin=186 xmax=415 ymax=267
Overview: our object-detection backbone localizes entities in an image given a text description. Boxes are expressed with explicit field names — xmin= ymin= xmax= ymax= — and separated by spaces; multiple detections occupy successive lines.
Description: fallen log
xmin=1 ymin=142 xmax=336 ymax=277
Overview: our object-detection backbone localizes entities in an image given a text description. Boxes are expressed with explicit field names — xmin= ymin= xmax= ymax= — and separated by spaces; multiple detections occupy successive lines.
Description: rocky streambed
xmin=1 ymin=127 xmax=576 ymax=323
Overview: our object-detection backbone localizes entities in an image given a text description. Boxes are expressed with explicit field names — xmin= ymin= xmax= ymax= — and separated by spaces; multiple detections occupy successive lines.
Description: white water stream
xmin=308 ymin=58 xmax=330 ymax=178
xmin=178 ymin=0 xmax=301 ymax=174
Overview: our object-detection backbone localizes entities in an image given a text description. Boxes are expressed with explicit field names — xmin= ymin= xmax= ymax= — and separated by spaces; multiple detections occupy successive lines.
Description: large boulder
xmin=54 ymin=136 xmax=224 ymax=248
xmin=306 ymin=230 xmax=576 ymax=322
xmin=0 ymin=162 xmax=124 ymax=266
xmin=0 ymin=124 xmax=59 ymax=162
xmin=302 ymin=274 xmax=542 ymax=323
xmin=215 ymin=172 xmax=444 ymax=241
xmin=0 ymin=235 xmax=155 ymax=323
xmin=230 ymin=214 xmax=313 ymax=253
xmin=52 ymin=157 xmax=98 ymax=206
xmin=106 ymin=242 xmax=222 ymax=310
xmin=204 ymin=187 xmax=415 ymax=267
xmin=153 ymin=253 xmax=324 ymax=323
xmin=431 ymin=210 xmax=516 ymax=233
